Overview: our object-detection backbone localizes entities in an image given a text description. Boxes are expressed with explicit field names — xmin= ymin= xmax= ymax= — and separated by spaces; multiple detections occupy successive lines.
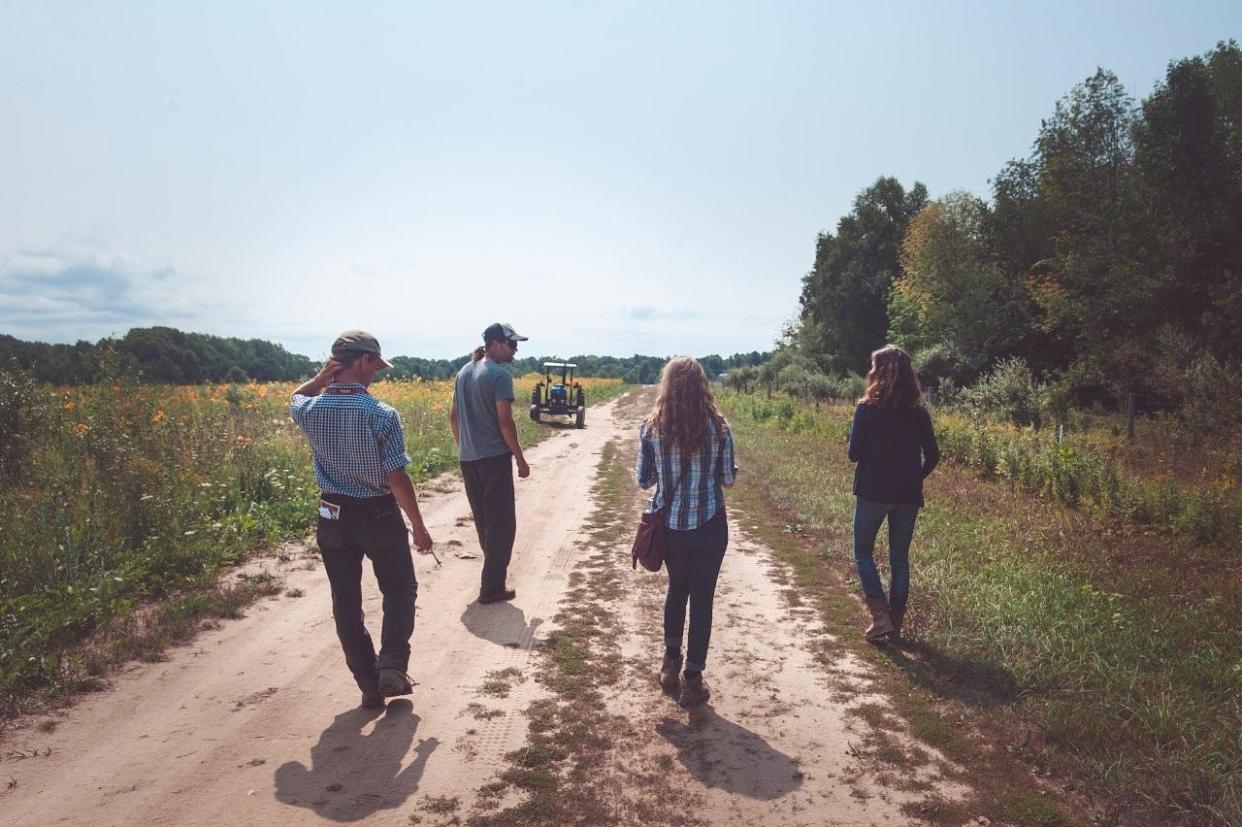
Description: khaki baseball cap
xmin=331 ymin=330 xmax=393 ymax=367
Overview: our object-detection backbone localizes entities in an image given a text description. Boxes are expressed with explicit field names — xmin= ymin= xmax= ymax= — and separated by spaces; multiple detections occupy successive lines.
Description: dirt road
xmin=0 ymin=391 xmax=963 ymax=826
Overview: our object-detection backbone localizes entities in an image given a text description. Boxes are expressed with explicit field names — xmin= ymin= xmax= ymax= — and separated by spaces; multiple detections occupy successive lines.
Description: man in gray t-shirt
xmin=450 ymin=322 xmax=531 ymax=603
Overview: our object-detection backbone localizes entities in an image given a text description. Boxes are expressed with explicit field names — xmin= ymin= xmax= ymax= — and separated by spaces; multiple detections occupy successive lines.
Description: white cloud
xmin=0 ymin=247 xmax=239 ymax=344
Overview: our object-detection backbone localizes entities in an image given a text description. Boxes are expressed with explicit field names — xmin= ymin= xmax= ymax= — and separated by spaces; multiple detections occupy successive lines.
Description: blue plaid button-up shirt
xmin=637 ymin=420 xmax=737 ymax=530
xmin=290 ymin=383 xmax=411 ymax=497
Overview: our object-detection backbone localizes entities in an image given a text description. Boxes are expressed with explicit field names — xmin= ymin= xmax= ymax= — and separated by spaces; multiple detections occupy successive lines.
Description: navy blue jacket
xmin=847 ymin=402 xmax=940 ymax=507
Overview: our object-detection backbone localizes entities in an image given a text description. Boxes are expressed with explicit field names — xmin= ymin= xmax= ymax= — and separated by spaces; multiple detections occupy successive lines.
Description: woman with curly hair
xmin=849 ymin=344 xmax=940 ymax=643
xmin=637 ymin=356 xmax=737 ymax=707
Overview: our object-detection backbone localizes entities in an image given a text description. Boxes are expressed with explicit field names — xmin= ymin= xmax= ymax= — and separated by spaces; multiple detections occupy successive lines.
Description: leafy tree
xmin=1029 ymin=69 xmax=1156 ymax=393
xmin=797 ymin=177 xmax=928 ymax=373
xmin=1134 ymin=40 xmax=1242 ymax=364
xmin=890 ymin=192 xmax=1035 ymax=369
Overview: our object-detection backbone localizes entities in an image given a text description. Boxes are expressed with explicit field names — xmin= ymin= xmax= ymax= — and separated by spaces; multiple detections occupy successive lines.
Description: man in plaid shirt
xmin=291 ymin=330 xmax=433 ymax=709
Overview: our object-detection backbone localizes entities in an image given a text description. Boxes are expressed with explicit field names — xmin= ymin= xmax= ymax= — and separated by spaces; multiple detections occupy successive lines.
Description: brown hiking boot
xmin=660 ymin=654 xmax=683 ymax=693
xmin=678 ymin=673 xmax=710 ymax=708
xmin=864 ymin=597 xmax=896 ymax=643
xmin=889 ymin=609 xmax=905 ymax=642
xmin=360 ymin=689 xmax=386 ymax=709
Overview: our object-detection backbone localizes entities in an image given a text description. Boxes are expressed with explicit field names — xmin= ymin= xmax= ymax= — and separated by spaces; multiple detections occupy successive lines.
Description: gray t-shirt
xmin=454 ymin=359 xmax=516 ymax=462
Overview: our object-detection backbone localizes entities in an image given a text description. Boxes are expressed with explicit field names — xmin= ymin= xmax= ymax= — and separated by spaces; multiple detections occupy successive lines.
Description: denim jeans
xmin=317 ymin=493 xmax=418 ymax=693
xmin=460 ymin=453 xmax=516 ymax=597
xmin=852 ymin=496 xmax=919 ymax=618
xmin=663 ymin=513 xmax=728 ymax=672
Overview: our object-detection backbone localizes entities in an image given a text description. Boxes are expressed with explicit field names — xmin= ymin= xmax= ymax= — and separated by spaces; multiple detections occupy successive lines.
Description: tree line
xmin=0 ymin=328 xmax=316 ymax=384
xmin=793 ymin=41 xmax=1242 ymax=416
xmin=0 ymin=327 xmax=769 ymax=385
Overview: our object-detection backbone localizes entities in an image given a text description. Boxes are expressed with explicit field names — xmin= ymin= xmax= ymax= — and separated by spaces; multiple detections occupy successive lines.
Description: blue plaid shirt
xmin=637 ymin=420 xmax=737 ymax=530
xmin=290 ymin=383 xmax=411 ymax=498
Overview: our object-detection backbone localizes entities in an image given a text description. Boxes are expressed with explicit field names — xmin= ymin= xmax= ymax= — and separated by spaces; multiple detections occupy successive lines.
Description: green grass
xmin=719 ymin=390 xmax=1242 ymax=826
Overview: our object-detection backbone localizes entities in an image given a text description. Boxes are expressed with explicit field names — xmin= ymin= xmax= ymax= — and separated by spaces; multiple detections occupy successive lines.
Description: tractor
xmin=530 ymin=362 xmax=586 ymax=428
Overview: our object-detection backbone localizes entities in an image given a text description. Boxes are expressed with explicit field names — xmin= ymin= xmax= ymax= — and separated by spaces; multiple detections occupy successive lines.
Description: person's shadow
xmin=460 ymin=601 xmax=543 ymax=648
xmin=274 ymin=700 xmax=438 ymax=821
xmin=656 ymin=706 xmax=803 ymax=800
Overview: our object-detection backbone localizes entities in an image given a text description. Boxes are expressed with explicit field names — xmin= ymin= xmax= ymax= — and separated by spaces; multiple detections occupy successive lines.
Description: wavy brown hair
xmin=859 ymin=345 xmax=923 ymax=410
xmin=646 ymin=356 xmax=726 ymax=455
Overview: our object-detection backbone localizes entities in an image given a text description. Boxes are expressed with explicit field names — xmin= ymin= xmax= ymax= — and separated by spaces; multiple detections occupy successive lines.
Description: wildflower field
xmin=0 ymin=371 xmax=626 ymax=715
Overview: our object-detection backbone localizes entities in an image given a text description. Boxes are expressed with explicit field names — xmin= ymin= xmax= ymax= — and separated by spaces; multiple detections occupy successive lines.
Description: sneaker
xmin=478 ymin=589 xmax=517 ymax=605
xmin=678 ymin=673 xmax=710 ymax=708
xmin=660 ymin=654 xmax=683 ymax=693
xmin=360 ymin=690 xmax=386 ymax=709
xmin=377 ymin=668 xmax=414 ymax=697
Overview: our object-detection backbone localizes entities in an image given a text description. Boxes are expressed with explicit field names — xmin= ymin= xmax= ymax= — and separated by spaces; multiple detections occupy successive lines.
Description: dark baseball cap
xmin=483 ymin=322 xmax=528 ymax=345
xmin=331 ymin=330 xmax=393 ymax=367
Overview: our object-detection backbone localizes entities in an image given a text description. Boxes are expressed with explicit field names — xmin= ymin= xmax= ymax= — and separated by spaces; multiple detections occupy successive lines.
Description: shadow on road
xmin=460 ymin=601 xmax=544 ymax=648
xmin=274 ymin=699 xmax=438 ymax=821
xmin=655 ymin=706 xmax=803 ymax=800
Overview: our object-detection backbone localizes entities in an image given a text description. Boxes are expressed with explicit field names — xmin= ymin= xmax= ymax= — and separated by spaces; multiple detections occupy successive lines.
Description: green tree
xmin=1029 ymin=68 xmax=1156 ymax=395
xmin=1134 ymin=40 xmax=1242 ymax=365
xmin=797 ymin=177 xmax=928 ymax=373
xmin=890 ymin=192 xmax=1035 ymax=370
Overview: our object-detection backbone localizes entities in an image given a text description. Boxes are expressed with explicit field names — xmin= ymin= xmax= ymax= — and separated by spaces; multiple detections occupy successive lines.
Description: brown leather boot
xmin=660 ymin=653 xmax=682 ymax=693
xmin=889 ymin=608 xmax=905 ymax=642
xmin=864 ymin=597 xmax=895 ymax=643
xmin=678 ymin=673 xmax=710 ymax=708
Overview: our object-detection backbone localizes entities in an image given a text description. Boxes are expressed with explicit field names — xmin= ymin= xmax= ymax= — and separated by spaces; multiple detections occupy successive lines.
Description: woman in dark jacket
xmin=848 ymin=345 xmax=939 ymax=643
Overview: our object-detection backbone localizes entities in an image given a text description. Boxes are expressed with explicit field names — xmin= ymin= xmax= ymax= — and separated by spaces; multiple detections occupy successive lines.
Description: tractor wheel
xmin=575 ymin=406 xmax=585 ymax=429
xmin=530 ymin=404 xmax=541 ymax=423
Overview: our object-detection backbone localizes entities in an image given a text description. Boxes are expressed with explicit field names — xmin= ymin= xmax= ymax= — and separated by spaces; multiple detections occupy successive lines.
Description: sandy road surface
xmin=1 ymin=391 xmax=964 ymax=826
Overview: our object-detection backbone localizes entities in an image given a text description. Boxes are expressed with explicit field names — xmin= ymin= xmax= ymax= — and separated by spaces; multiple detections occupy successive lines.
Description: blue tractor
xmin=530 ymin=362 xmax=586 ymax=428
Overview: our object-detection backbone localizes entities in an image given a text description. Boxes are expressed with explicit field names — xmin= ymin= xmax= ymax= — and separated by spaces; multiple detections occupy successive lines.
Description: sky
xmin=1 ymin=2 xmax=1238 ymax=361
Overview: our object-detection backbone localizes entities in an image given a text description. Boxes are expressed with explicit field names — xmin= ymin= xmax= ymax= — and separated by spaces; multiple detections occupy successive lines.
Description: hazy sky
xmin=2 ymin=2 xmax=1238 ymax=360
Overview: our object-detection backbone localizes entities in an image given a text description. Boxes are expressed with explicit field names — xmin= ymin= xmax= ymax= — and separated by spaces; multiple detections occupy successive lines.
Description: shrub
xmin=960 ymin=358 xmax=1056 ymax=428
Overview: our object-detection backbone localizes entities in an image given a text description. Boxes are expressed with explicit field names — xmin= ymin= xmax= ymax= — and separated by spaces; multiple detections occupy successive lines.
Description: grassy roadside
xmin=718 ymin=391 xmax=1241 ymax=826
xmin=0 ymin=379 xmax=629 ymax=719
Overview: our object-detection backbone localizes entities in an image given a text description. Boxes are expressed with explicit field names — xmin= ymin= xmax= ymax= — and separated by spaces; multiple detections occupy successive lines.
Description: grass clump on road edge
xmin=718 ymin=390 xmax=1240 ymax=827
xmin=468 ymin=438 xmax=630 ymax=826
xmin=471 ymin=416 xmax=702 ymax=827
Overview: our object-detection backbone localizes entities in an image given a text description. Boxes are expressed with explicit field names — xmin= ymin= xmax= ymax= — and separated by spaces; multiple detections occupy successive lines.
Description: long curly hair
xmin=860 ymin=345 xmax=923 ymax=409
xmin=646 ymin=356 xmax=726 ymax=455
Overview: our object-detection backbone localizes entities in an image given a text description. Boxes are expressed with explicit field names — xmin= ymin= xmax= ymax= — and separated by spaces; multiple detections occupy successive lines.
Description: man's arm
xmin=292 ymin=359 xmax=341 ymax=398
xmin=449 ymin=396 xmax=460 ymax=447
xmin=495 ymin=399 xmax=530 ymax=478
xmin=387 ymin=468 xmax=434 ymax=551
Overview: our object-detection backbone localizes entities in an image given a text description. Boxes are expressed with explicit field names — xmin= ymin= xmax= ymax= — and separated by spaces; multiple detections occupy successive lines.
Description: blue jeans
xmin=663 ymin=514 xmax=728 ymax=672
xmin=852 ymin=497 xmax=919 ymax=617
